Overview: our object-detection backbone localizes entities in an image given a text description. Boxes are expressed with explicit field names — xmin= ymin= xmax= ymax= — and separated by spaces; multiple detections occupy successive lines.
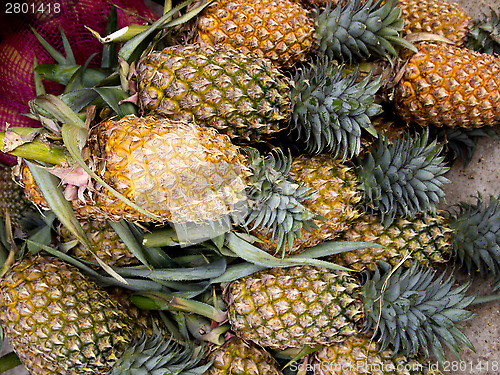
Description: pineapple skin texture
xmin=311 ymin=334 xmax=442 ymax=374
xmin=0 ymin=167 xmax=35 ymax=229
xmin=0 ymin=255 xmax=135 ymax=374
xmin=332 ymin=214 xmax=452 ymax=271
xmin=225 ymin=266 xmax=364 ymax=349
xmin=136 ymin=44 xmax=291 ymax=143
xmin=13 ymin=161 xmax=47 ymax=213
xmin=57 ymin=220 xmax=140 ymax=268
xmin=289 ymin=155 xmax=362 ymax=250
xmin=254 ymin=154 xmax=362 ymax=256
xmin=398 ymin=0 xmax=471 ymax=45
xmin=17 ymin=116 xmax=250 ymax=224
xmin=395 ymin=42 xmax=500 ymax=128
xmin=196 ymin=0 xmax=315 ymax=67
xmin=107 ymin=287 xmax=171 ymax=339
xmin=90 ymin=115 xmax=249 ymax=223
xmin=205 ymin=337 xmax=283 ymax=375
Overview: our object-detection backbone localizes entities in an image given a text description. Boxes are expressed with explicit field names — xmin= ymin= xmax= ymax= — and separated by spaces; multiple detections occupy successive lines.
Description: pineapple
xmin=107 ymin=287 xmax=172 ymax=338
xmin=0 ymin=253 xmax=209 ymax=374
xmin=14 ymin=115 xmax=250 ymax=225
xmin=253 ymin=153 xmax=363 ymax=255
xmin=397 ymin=0 xmax=500 ymax=55
xmin=12 ymin=160 xmax=46 ymax=211
xmin=224 ymin=263 xmax=475 ymax=363
xmin=205 ymin=336 xmax=283 ymax=374
xmin=397 ymin=0 xmax=471 ymax=45
xmin=57 ymin=220 xmax=140 ymax=267
xmin=255 ymin=130 xmax=449 ymax=256
xmin=136 ymin=44 xmax=382 ymax=156
xmin=448 ymin=194 xmax=500 ymax=278
xmin=197 ymin=0 xmax=314 ymax=67
xmin=298 ymin=0 xmax=333 ymax=8
xmin=331 ymin=213 xmax=452 ymax=271
xmin=286 ymin=154 xmax=362 ymax=250
xmin=427 ymin=126 xmax=498 ymax=167
xmin=136 ymin=44 xmax=291 ymax=143
xmin=356 ymin=129 xmax=450 ymax=223
xmin=311 ymin=334 xmax=442 ymax=374
xmin=0 ymin=166 xmax=35 ymax=230
xmin=243 ymin=148 xmax=320 ymax=253
xmin=7 ymin=117 xmax=318 ymax=254
xmin=196 ymin=0 xmax=412 ymax=67
xmin=393 ymin=41 xmax=500 ymax=128
xmin=325 ymin=193 xmax=500 ymax=275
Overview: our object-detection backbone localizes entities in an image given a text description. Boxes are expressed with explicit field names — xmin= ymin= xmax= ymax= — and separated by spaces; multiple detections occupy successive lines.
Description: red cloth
xmin=0 ymin=0 xmax=158 ymax=165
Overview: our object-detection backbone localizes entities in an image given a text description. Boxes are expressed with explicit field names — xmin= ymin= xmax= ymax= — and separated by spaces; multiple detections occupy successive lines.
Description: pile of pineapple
xmin=0 ymin=0 xmax=499 ymax=374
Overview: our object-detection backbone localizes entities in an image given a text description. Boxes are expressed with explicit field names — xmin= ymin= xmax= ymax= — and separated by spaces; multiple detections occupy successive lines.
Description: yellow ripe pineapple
xmin=398 ymin=0 xmax=471 ymax=45
xmin=196 ymin=0 xmax=412 ymax=67
xmin=311 ymin=334 xmax=442 ymax=374
xmin=254 ymin=130 xmax=449 ymax=256
xmin=14 ymin=115 xmax=250 ymax=225
xmin=197 ymin=0 xmax=315 ymax=67
xmin=289 ymin=155 xmax=362 ymax=246
xmin=89 ymin=115 xmax=249 ymax=224
xmin=397 ymin=0 xmax=500 ymax=54
xmin=13 ymin=161 xmax=46 ymax=209
xmin=7 ymin=117 xmax=321 ymax=254
xmin=254 ymin=154 xmax=362 ymax=255
xmin=0 ymin=254 xmax=210 ymax=374
xmin=394 ymin=41 xmax=500 ymax=128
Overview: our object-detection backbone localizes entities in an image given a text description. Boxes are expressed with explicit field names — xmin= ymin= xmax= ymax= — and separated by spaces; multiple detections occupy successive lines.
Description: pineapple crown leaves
xmin=356 ymin=128 xmax=450 ymax=225
xmin=361 ymin=261 xmax=476 ymax=363
xmin=428 ymin=126 xmax=500 ymax=167
xmin=110 ymin=331 xmax=211 ymax=374
xmin=448 ymin=194 xmax=500 ymax=277
xmin=313 ymin=0 xmax=417 ymax=62
xmin=466 ymin=7 xmax=500 ymax=56
xmin=290 ymin=58 xmax=383 ymax=160
xmin=243 ymin=148 xmax=320 ymax=255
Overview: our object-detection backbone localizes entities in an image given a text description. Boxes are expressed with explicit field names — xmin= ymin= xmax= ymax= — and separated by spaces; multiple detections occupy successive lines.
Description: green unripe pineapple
xmin=332 ymin=213 xmax=452 ymax=271
xmin=205 ymin=336 xmax=283 ymax=375
xmin=137 ymin=44 xmax=382 ymax=157
xmin=0 ymin=254 xmax=209 ymax=374
xmin=137 ymin=44 xmax=291 ymax=143
xmin=0 ymin=254 xmax=134 ymax=374
xmin=225 ymin=263 xmax=475 ymax=363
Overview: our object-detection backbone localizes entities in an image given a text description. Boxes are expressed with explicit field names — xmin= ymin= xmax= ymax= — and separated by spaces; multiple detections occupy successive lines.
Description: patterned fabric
xmin=0 ymin=0 xmax=158 ymax=164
